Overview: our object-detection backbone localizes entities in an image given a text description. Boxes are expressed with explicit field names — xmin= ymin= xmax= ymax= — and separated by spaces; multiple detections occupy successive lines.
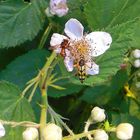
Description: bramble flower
xmin=42 ymin=123 xmax=62 ymax=140
xmin=22 ymin=127 xmax=38 ymax=140
xmin=45 ymin=0 xmax=69 ymax=17
xmin=132 ymin=49 xmax=140 ymax=59
xmin=116 ymin=123 xmax=134 ymax=140
xmin=133 ymin=59 xmax=140 ymax=68
xmin=93 ymin=129 xmax=109 ymax=140
xmin=0 ymin=123 xmax=5 ymax=138
xmin=50 ymin=18 xmax=112 ymax=81
xmin=91 ymin=106 xmax=106 ymax=123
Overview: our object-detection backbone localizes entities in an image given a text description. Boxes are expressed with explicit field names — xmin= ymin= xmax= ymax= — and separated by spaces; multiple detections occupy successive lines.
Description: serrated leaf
xmin=0 ymin=49 xmax=50 ymax=89
xmin=0 ymin=0 xmax=47 ymax=48
xmin=84 ymin=0 xmax=140 ymax=29
xmin=0 ymin=81 xmax=35 ymax=140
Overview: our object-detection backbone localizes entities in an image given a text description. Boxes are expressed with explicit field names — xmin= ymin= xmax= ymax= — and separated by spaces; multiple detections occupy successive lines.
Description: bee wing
xmin=85 ymin=32 xmax=112 ymax=57
xmin=49 ymin=45 xmax=61 ymax=53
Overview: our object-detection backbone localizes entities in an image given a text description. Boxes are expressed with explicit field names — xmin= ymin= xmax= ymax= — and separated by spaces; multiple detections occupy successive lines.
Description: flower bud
xmin=45 ymin=0 xmax=69 ymax=17
xmin=91 ymin=107 xmax=106 ymax=122
xmin=116 ymin=123 xmax=134 ymax=140
xmin=93 ymin=129 xmax=108 ymax=140
xmin=0 ymin=123 xmax=5 ymax=137
xmin=22 ymin=127 xmax=38 ymax=140
xmin=42 ymin=123 xmax=62 ymax=140
xmin=132 ymin=49 xmax=140 ymax=58
xmin=133 ymin=59 xmax=140 ymax=68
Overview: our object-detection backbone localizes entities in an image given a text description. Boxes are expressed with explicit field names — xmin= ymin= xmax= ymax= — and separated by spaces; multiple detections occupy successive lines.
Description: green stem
xmin=63 ymin=129 xmax=96 ymax=140
xmin=39 ymin=51 xmax=57 ymax=140
xmin=38 ymin=23 xmax=52 ymax=49
xmin=40 ymin=87 xmax=48 ymax=139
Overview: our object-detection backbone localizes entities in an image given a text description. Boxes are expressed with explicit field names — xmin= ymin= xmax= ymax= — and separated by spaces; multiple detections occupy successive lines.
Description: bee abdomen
xmin=78 ymin=66 xmax=86 ymax=83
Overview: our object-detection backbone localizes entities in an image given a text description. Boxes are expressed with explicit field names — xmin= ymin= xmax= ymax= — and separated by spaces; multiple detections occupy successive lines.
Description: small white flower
xmin=116 ymin=123 xmax=134 ymax=140
xmin=50 ymin=18 xmax=112 ymax=79
xmin=42 ymin=123 xmax=62 ymax=140
xmin=0 ymin=123 xmax=5 ymax=137
xmin=132 ymin=49 xmax=140 ymax=58
xmin=133 ymin=59 xmax=140 ymax=68
xmin=46 ymin=0 xmax=69 ymax=17
xmin=91 ymin=106 xmax=106 ymax=122
xmin=22 ymin=127 xmax=38 ymax=140
xmin=93 ymin=129 xmax=109 ymax=140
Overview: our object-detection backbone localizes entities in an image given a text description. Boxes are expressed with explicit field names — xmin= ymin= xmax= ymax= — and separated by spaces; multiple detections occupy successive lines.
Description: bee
xmin=75 ymin=57 xmax=86 ymax=83
xmin=50 ymin=39 xmax=70 ymax=58
xmin=60 ymin=39 xmax=70 ymax=57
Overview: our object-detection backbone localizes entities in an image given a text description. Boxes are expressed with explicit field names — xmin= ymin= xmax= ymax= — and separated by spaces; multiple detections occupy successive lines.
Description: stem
xmin=39 ymin=51 xmax=57 ymax=140
xmin=63 ymin=129 xmax=96 ymax=140
xmin=40 ymin=87 xmax=48 ymax=139
xmin=38 ymin=24 xmax=52 ymax=49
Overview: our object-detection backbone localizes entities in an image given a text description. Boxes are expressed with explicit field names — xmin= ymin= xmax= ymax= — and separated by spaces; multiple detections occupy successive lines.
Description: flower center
xmin=69 ymin=39 xmax=91 ymax=61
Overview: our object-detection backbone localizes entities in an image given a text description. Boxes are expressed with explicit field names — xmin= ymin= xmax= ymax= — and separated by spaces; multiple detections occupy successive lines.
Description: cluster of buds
xmin=45 ymin=0 xmax=69 ymax=17
xmin=132 ymin=49 xmax=140 ymax=68
xmin=22 ymin=123 xmax=62 ymax=140
xmin=84 ymin=107 xmax=134 ymax=140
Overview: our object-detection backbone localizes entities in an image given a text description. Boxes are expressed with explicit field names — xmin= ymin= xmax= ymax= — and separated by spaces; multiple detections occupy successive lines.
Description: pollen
xmin=69 ymin=39 xmax=91 ymax=61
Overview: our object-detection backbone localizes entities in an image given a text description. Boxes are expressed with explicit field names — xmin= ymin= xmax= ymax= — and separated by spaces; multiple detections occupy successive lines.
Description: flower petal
xmin=86 ymin=62 xmax=99 ymax=75
xmin=85 ymin=32 xmax=112 ymax=57
xmin=50 ymin=33 xmax=68 ymax=46
xmin=64 ymin=18 xmax=84 ymax=40
xmin=64 ymin=56 xmax=74 ymax=72
xmin=49 ymin=0 xmax=69 ymax=17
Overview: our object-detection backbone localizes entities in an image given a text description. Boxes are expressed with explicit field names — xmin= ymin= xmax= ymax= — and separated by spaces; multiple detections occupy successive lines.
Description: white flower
xmin=0 ymin=123 xmax=5 ymax=137
xmin=93 ymin=129 xmax=109 ymax=140
xmin=42 ymin=123 xmax=62 ymax=140
xmin=50 ymin=18 xmax=112 ymax=79
xmin=22 ymin=127 xmax=38 ymax=140
xmin=90 ymin=106 xmax=106 ymax=123
xmin=133 ymin=59 xmax=140 ymax=68
xmin=116 ymin=123 xmax=134 ymax=140
xmin=132 ymin=49 xmax=140 ymax=58
xmin=46 ymin=0 xmax=69 ymax=17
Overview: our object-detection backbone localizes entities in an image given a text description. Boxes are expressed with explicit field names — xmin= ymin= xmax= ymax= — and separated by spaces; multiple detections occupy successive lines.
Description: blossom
xmin=50 ymin=18 xmax=112 ymax=80
xmin=132 ymin=49 xmax=140 ymax=59
xmin=42 ymin=123 xmax=62 ymax=140
xmin=0 ymin=123 xmax=5 ymax=138
xmin=133 ymin=59 xmax=140 ymax=68
xmin=22 ymin=127 xmax=38 ymax=140
xmin=93 ymin=129 xmax=109 ymax=140
xmin=90 ymin=106 xmax=106 ymax=123
xmin=116 ymin=123 xmax=134 ymax=140
xmin=45 ymin=0 xmax=69 ymax=17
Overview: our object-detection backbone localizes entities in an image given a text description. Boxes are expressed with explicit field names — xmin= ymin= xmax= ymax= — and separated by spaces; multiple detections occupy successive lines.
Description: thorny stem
xmin=39 ymin=51 xmax=57 ymax=140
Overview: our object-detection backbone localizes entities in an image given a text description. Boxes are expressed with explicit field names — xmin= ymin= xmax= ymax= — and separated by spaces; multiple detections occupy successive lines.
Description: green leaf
xmin=0 ymin=81 xmax=35 ymax=140
xmin=0 ymin=49 xmax=50 ymax=89
xmin=0 ymin=0 xmax=47 ymax=48
xmin=80 ymin=70 xmax=128 ymax=104
xmin=84 ymin=0 xmax=140 ymax=29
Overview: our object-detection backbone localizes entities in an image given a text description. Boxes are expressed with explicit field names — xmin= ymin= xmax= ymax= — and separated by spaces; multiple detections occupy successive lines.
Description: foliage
xmin=0 ymin=0 xmax=140 ymax=139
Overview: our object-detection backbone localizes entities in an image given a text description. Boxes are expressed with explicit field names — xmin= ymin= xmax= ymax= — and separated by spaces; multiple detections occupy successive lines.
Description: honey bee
xmin=60 ymin=39 xmax=70 ymax=57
